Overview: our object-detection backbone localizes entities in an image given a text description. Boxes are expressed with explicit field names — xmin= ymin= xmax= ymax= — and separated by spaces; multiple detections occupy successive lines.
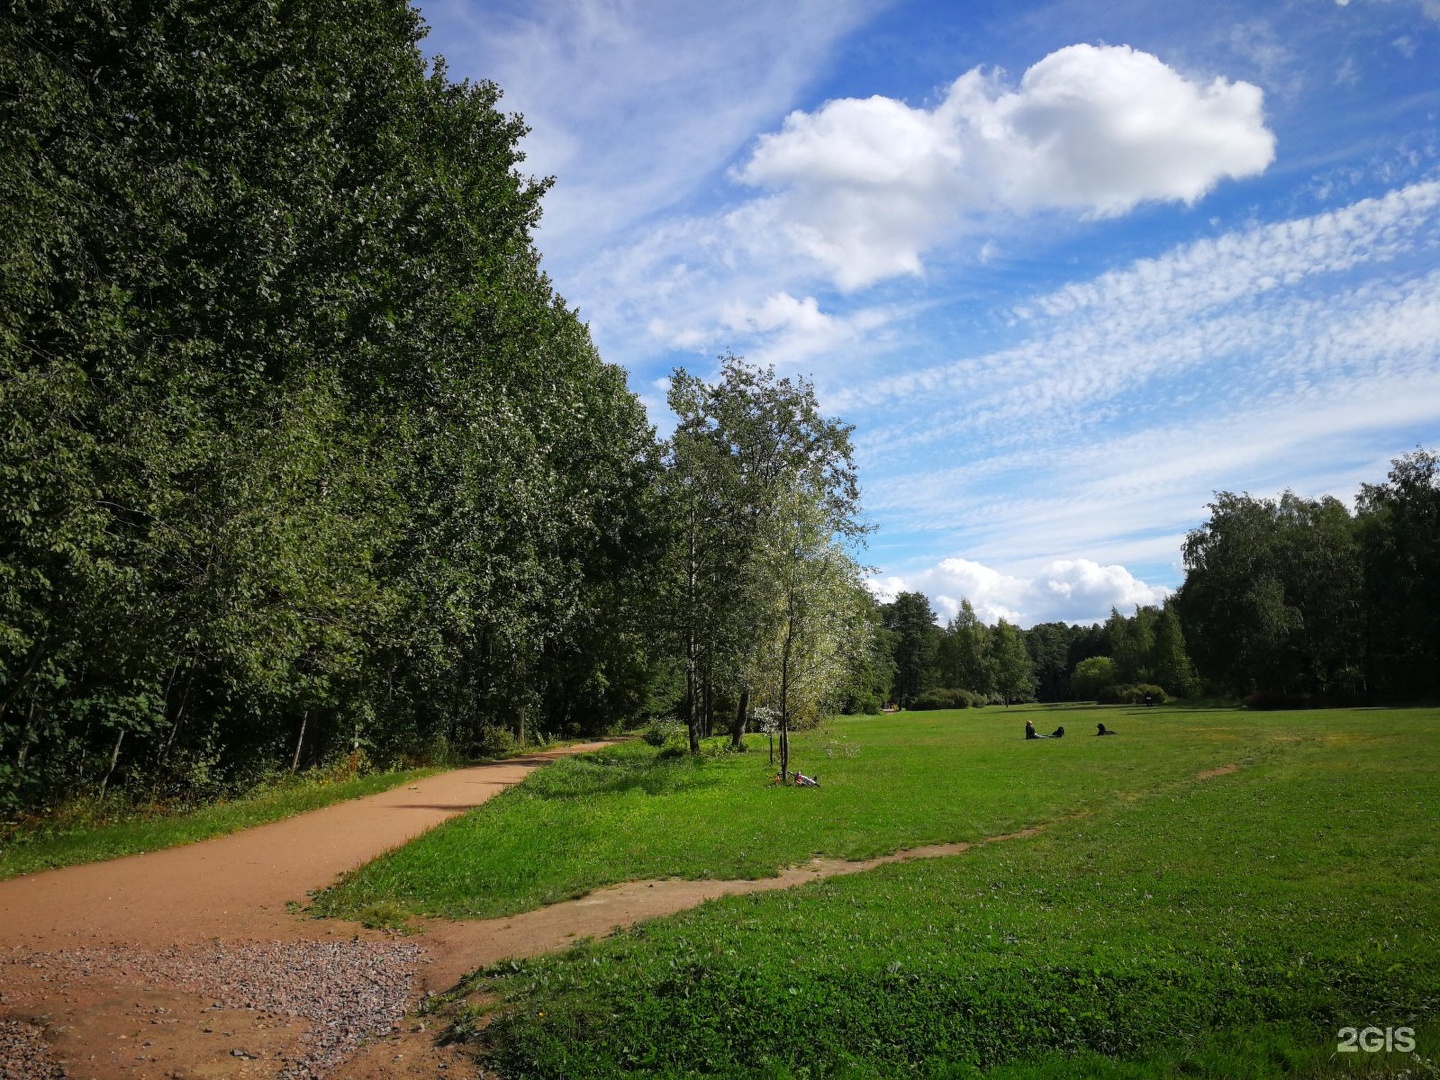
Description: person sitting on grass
xmin=1026 ymin=721 xmax=1065 ymax=739
xmin=1096 ymin=722 xmax=1116 ymax=736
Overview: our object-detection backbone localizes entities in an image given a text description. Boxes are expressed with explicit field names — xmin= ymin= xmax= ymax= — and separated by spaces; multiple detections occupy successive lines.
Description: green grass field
xmin=316 ymin=704 xmax=1439 ymax=1078
xmin=314 ymin=703 xmax=1330 ymax=921
xmin=0 ymin=764 xmax=445 ymax=880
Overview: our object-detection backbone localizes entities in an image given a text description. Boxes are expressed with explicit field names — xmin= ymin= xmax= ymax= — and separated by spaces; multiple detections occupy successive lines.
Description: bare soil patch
xmin=1194 ymin=763 xmax=1240 ymax=780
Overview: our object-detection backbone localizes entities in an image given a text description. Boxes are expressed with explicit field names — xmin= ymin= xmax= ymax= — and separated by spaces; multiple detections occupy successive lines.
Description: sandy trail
xmin=0 ymin=741 xmax=1083 ymax=1078
xmin=0 ymin=746 xmax=612 ymax=950
xmin=0 ymin=744 xmax=618 ymax=1078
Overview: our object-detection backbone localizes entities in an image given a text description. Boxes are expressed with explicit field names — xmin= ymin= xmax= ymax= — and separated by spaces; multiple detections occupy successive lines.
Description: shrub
xmin=1097 ymin=683 xmax=1171 ymax=706
xmin=641 ymin=719 xmax=685 ymax=748
xmin=471 ymin=726 xmax=517 ymax=759
xmin=1070 ymin=656 xmax=1118 ymax=700
xmin=909 ymin=688 xmax=986 ymax=711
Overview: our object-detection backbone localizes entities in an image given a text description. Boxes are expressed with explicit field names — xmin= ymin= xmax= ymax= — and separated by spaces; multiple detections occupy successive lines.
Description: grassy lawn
xmin=0 ymin=764 xmax=446 ymax=880
xmin=317 ymin=703 xmax=1437 ymax=1078
xmin=314 ymin=703 xmax=1335 ymax=922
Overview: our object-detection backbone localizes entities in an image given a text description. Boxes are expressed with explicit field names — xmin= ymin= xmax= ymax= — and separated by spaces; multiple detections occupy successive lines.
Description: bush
xmin=471 ymin=726 xmax=517 ymax=759
xmin=909 ymin=688 xmax=987 ymax=711
xmin=1097 ymin=683 xmax=1171 ymax=706
xmin=1070 ymin=656 xmax=1118 ymax=700
xmin=641 ymin=719 xmax=685 ymax=748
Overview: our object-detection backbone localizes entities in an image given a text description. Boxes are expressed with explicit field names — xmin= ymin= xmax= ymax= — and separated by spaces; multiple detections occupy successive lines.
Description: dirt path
xmin=0 ymin=742 xmax=1090 ymax=1079
xmin=0 ymin=744 xmax=616 ymax=1079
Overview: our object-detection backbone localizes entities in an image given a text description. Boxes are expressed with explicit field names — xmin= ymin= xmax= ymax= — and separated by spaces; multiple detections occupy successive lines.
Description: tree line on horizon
xmin=875 ymin=592 xmax=1195 ymax=710
xmin=875 ymin=448 xmax=1440 ymax=710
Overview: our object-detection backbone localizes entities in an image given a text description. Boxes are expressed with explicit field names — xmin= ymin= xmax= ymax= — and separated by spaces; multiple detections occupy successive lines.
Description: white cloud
xmin=733 ymin=44 xmax=1276 ymax=288
xmin=870 ymin=556 xmax=1169 ymax=627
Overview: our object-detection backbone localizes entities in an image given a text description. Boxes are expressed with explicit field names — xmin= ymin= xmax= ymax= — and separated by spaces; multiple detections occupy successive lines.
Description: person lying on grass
xmin=1096 ymin=723 xmax=1117 ymax=736
xmin=1025 ymin=722 xmax=1065 ymax=739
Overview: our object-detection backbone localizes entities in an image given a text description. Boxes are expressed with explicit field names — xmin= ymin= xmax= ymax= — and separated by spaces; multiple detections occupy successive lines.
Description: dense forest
xmin=0 ymin=0 xmax=876 ymax=813
xmin=3 ymin=2 xmax=1436 ymax=816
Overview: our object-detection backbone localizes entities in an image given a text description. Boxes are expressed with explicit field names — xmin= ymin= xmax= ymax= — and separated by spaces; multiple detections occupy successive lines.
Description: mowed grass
xmin=0 ymin=765 xmax=445 ymax=880
xmin=441 ymin=706 xmax=1440 ymax=1078
xmin=312 ymin=703 xmax=1277 ymax=921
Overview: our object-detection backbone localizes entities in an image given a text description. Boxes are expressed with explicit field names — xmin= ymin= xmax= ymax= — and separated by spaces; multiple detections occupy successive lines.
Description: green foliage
xmin=442 ymin=709 xmax=1440 ymax=1078
xmin=1069 ymin=656 xmax=1118 ymax=700
xmin=1174 ymin=454 xmax=1440 ymax=701
xmin=884 ymin=591 xmax=941 ymax=706
xmin=658 ymin=357 xmax=868 ymax=766
xmin=910 ymin=688 xmax=987 ymax=710
xmin=1175 ymin=491 xmax=1364 ymax=697
xmin=0 ymin=0 xmax=662 ymax=812
xmin=1095 ymin=682 xmax=1170 ymax=705
xmin=991 ymin=619 xmax=1037 ymax=704
xmin=1357 ymin=449 xmax=1440 ymax=700
xmin=640 ymin=719 xmax=685 ymax=749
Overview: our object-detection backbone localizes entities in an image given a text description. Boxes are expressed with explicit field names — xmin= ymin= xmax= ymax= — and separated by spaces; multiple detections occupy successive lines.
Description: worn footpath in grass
xmin=453 ymin=707 xmax=1439 ymax=1078
xmin=317 ymin=704 xmax=1393 ymax=923
xmin=0 ymin=765 xmax=445 ymax=880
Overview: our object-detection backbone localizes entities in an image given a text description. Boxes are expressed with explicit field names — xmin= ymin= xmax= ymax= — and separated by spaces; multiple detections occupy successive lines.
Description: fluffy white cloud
xmin=870 ymin=556 xmax=1170 ymax=627
xmin=734 ymin=44 xmax=1276 ymax=288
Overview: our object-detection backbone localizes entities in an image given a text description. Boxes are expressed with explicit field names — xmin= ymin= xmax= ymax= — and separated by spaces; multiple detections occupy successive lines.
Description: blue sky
xmin=416 ymin=0 xmax=1440 ymax=627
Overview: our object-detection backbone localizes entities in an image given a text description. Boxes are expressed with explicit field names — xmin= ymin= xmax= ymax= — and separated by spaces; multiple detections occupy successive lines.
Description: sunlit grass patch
xmin=451 ymin=707 xmax=1438 ymax=1077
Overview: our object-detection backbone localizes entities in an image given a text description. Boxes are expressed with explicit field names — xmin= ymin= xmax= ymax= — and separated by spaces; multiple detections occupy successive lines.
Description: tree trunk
xmin=517 ymin=702 xmax=526 ymax=749
xmin=779 ymin=623 xmax=793 ymax=781
xmin=162 ymin=656 xmax=199 ymax=760
xmin=290 ymin=710 xmax=309 ymax=774
xmin=0 ymin=635 xmax=48 ymax=725
xmin=15 ymin=699 xmax=37 ymax=772
xmin=731 ymin=684 xmax=749 ymax=749
xmin=686 ymin=660 xmax=700 ymax=753
xmin=100 ymin=728 xmax=126 ymax=797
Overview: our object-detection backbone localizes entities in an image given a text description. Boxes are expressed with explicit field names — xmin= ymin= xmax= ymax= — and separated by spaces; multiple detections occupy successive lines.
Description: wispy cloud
xmin=846 ymin=181 xmax=1440 ymax=618
xmin=418 ymin=0 xmax=884 ymax=259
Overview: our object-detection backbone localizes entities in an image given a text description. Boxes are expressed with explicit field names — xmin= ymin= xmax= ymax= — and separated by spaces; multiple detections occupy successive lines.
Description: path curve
xmin=0 ymin=744 xmax=614 ymax=950
xmin=0 ymin=742 xmax=614 ymax=1079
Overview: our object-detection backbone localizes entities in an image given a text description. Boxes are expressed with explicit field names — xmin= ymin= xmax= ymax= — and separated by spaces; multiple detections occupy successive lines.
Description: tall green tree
xmin=1357 ymin=450 xmax=1440 ymax=699
xmin=991 ymin=619 xmax=1036 ymax=706
xmin=660 ymin=358 xmax=865 ymax=754
xmin=0 ymin=0 xmax=662 ymax=810
xmin=1150 ymin=603 xmax=1198 ymax=698
xmin=1174 ymin=492 xmax=1362 ymax=696
xmin=883 ymin=592 xmax=939 ymax=707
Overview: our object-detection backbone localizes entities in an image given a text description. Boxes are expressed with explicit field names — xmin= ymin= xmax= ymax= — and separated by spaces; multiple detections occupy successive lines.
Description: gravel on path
xmin=2 ymin=939 xmax=425 ymax=1078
